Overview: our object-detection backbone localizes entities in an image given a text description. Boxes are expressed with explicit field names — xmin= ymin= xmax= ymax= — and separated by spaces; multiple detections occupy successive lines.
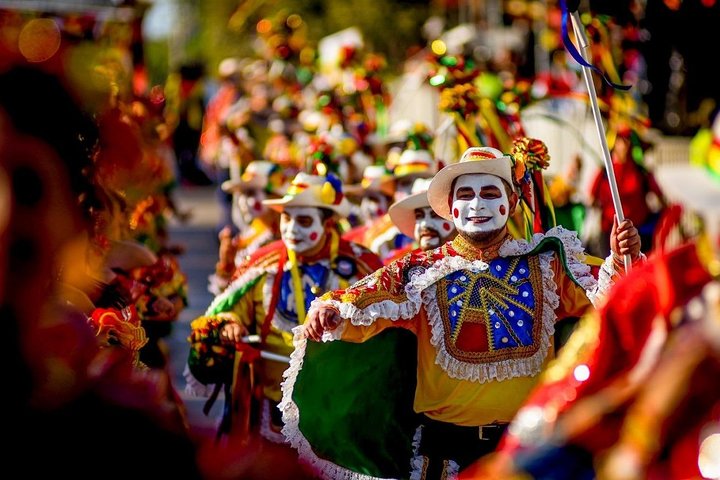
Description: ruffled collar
xmin=450 ymin=232 xmax=512 ymax=262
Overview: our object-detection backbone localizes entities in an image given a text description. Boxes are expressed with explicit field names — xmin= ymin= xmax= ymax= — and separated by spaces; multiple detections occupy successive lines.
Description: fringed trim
xmin=183 ymin=364 xmax=215 ymax=397
xmin=279 ymin=328 xmax=396 ymax=480
xmin=259 ymin=398 xmax=288 ymax=444
xmin=309 ymin=255 xmax=491 ymax=328
xmin=424 ymin=251 xmax=557 ymax=383
xmin=205 ymin=264 xmax=277 ymax=315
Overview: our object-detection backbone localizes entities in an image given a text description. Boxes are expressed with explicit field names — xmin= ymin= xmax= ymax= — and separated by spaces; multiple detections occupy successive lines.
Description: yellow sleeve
xmin=339 ymin=316 xmax=418 ymax=343
xmin=552 ymin=257 xmax=594 ymax=320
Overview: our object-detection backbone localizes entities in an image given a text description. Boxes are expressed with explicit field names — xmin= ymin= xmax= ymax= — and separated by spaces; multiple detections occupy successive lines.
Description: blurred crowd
xmin=2 ymin=2 xmax=720 ymax=480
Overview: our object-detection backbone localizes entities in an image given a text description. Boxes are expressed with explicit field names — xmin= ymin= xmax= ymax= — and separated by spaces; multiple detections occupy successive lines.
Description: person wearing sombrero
xmin=210 ymin=160 xmax=286 ymax=295
xmin=361 ymin=125 xmax=437 ymax=260
xmin=186 ymin=171 xmax=382 ymax=445
xmin=384 ymin=177 xmax=457 ymax=264
xmin=463 ymin=160 xmax=720 ymax=480
xmin=342 ymin=164 xmax=397 ymax=245
xmin=283 ymin=142 xmax=642 ymax=479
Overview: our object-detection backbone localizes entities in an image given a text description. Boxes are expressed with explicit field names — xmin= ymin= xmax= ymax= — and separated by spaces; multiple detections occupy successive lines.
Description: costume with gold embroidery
xmin=280 ymin=226 xmax=624 ymax=480
xmin=187 ymin=232 xmax=381 ymax=442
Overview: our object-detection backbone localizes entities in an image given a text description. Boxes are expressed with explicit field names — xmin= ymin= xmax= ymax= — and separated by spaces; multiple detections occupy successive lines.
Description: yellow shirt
xmin=339 ymin=255 xmax=593 ymax=426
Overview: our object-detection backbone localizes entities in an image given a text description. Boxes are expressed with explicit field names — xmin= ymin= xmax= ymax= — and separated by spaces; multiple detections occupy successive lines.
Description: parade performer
xmin=462 ymin=161 xmax=720 ymax=480
xmin=343 ymin=164 xmax=396 ymax=245
xmin=587 ymin=123 xmax=663 ymax=258
xmin=282 ymin=144 xmax=642 ymax=480
xmin=384 ymin=177 xmax=457 ymax=263
xmin=186 ymin=172 xmax=382 ymax=442
xmin=210 ymin=160 xmax=285 ymax=295
xmin=362 ymin=126 xmax=437 ymax=260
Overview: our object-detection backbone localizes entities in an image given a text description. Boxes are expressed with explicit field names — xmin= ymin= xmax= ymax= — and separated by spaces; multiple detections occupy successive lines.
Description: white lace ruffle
xmin=408 ymin=425 xmax=425 ymax=480
xmin=501 ymin=226 xmax=599 ymax=302
xmin=183 ymin=364 xmax=215 ymax=398
xmin=279 ymin=328 xmax=396 ymax=480
xmin=591 ymin=252 xmax=647 ymax=308
xmin=311 ymin=227 xmax=600 ymax=381
xmin=424 ymin=249 xmax=559 ymax=383
xmin=309 ymin=254 xmax=491 ymax=328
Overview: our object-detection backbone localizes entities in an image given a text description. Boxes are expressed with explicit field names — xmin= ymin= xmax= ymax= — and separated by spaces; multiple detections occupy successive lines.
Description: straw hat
xmin=221 ymin=160 xmax=285 ymax=195
xmin=388 ymin=178 xmax=433 ymax=238
xmin=263 ymin=172 xmax=351 ymax=217
xmin=427 ymin=146 xmax=514 ymax=221
xmin=345 ymin=164 xmax=396 ymax=198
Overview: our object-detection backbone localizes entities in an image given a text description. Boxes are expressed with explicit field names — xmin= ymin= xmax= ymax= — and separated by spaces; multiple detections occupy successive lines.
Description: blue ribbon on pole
xmin=560 ymin=0 xmax=632 ymax=91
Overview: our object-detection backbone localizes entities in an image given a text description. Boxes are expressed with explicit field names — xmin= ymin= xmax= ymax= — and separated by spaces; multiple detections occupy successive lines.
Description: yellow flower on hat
xmin=321 ymin=181 xmax=336 ymax=205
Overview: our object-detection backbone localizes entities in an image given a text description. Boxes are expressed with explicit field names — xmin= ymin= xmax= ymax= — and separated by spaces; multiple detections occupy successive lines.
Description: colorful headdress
xmin=510 ymin=137 xmax=555 ymax=237
xmin=427 ymin=139 xmax=554 ymax=240
xmin=263 ymin=172 xmax=350 ymax=217
xmin=394 ymin=123 xmax=435 ymax=179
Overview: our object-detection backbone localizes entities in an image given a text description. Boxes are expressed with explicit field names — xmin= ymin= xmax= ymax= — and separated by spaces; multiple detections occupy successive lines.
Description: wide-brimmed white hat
xmin=394 ymin=148 xmax=435 ymax=179
xmin=388 ymin=178 xmax=433 ymax=237
xmin=221 ymin=160 xmax=285 ymax=195
xmin=654 ymin=163 xmax=720 ymax=219
xmin=345 ymin=164 xmax=396 ymax=198
xmin=427 ymin=146 xmax=515 ymax=221
xmin=263 ymin=172 xmax=351 ymax=217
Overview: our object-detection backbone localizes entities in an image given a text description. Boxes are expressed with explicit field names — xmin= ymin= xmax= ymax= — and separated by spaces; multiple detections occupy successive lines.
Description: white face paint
xmin=413 ymin=206 xmax=455 ymax=250
xmin=280 ymin=206 xmax=325 ymax=254
xmin=360 ymin=193 xmax=389 ymax=221
xmin=237 ymin=188 xmax=268 ymax=224
xmin=451 ymin=174 xmax=511 ymax=238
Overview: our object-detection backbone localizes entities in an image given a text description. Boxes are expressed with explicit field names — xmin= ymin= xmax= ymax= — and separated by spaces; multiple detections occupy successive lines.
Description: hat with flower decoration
xmin=263 ymin=171 xmax=350 ymax=217
xmin=427 ymin=146 xmax=515 ymax=221
xmin=428 ymin=138 xmax=554 ymax=238
xmin=393 ymin=123 xmax=436 ymax=178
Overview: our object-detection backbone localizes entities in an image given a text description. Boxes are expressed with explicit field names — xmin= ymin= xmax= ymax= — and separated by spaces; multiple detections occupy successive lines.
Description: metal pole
xmin=241 ymin=335 xmax=291 ymax=363
xmin=570 ymin=11 xmax=631 ymax=272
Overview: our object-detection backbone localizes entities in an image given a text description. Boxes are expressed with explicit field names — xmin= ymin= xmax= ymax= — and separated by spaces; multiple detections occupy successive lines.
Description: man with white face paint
xmin=385 ymin=178 xmax=457 ymax=263
xmin=210 ymin=160 xmax=285 ymax=295
xmin=353 ymin=137 xmax=437 ymax=261
xmin=186 ymin=172 xmax=382 ymax=445
xmin=282 ymin=142 xmax=643 ymax=480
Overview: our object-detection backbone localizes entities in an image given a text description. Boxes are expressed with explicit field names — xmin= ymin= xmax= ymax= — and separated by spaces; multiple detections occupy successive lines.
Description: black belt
xmin=418 ymin=414 xmax=509 ymax=468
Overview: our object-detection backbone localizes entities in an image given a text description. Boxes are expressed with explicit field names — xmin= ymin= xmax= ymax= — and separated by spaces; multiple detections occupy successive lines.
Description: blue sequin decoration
xmin=444 ymin=256 xmax=536 ymax=351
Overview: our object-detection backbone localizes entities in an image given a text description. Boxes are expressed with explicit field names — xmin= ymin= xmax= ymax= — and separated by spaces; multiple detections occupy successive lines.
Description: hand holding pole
xmin=568 ymin=10 xmax=632 ymax=272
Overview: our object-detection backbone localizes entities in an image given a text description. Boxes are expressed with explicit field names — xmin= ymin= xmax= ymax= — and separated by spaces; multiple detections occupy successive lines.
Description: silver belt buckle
xmin=478 ymin=425 xmax=488 ymax=440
